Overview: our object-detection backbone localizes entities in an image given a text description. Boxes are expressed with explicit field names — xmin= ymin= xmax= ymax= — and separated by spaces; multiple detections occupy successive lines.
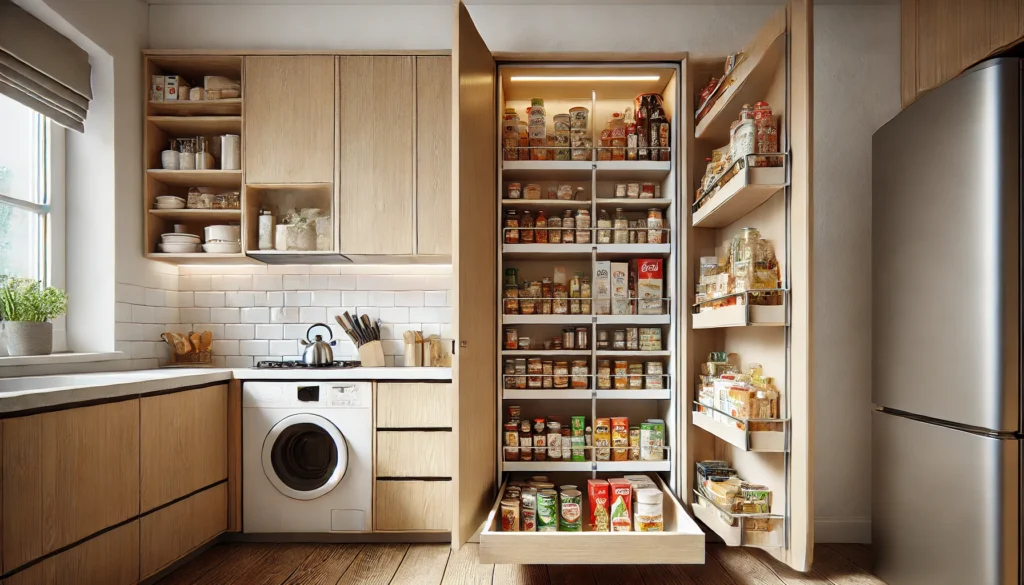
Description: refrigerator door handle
xmin=875 ymin=406 xmax=1021 ymax=440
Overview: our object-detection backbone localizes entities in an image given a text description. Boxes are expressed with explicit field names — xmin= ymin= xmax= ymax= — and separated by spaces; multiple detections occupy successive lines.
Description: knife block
xmin=358 ymin=340 xmax=386 ymax=367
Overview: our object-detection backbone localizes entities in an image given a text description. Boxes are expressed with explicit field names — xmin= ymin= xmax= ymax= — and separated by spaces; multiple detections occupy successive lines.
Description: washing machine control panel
xmin=329 ymin=385 xmax=365 ymax=408
xmin=242 ymin=381 xmax=371 ymax=409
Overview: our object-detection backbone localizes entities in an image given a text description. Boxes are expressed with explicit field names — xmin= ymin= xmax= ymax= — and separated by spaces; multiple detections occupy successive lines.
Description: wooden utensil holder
xmin=358 ymin=340 xmax=386 ymax=367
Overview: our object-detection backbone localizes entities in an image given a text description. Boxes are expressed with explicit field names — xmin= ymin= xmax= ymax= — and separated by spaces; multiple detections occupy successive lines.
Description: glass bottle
xmin=535 ymin=210 xmax=548 ymax=243
xmin=561 ymin=210 xmax=575 ymax=244
xmin=520 ymin=210 xmax=535 ymax=243
xmin=613 ymin=208 xmax=629 ymax=244
xmin=597 ymin=209 xmax=612 ymax=244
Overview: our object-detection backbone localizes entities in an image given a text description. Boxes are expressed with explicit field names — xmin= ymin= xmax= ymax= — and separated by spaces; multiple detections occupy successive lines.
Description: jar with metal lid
xmin=614 ymin=360 xmax=628 ymax=389
xmin=597 ymin=330 xmax=610 ymax=349
xmin=561 ymin=210 xmax=575 ymax=243
xmin=575 ymin=209 xmax=591 ymax=244
xmin=553 ymin=362 xmax=569 ymax=388
xmin=504 ymin=209 xmax=519 ymax=244
xmin=548 ymin=214 xmax=562 ymax=243
xmin=597 ymin=360 xmax=611 ymax=389
xmin=540 ymin=278 xmax=553 ymax=314
xmin=575 ymin=327 xmax=588 ymax=350
xmin=553 ymin=284 xmax=568 ymax=314
xmin=571 ymin=360 xmax=589 ymax=389
xmin=517 ymin=336 xmax=530 ymax=350
xmin=597 ymin=209 xmax=612 ymax=243
xmin=520 ymin=210 xmax=535 ymax=243
xmin=519 ymin=420 xmax=533 ymax=461
xmin=580 ymin=277 xmax=592 ymax=315
xmin=562 ymin=328 xmax=575 ymax=349
xmin=647 ymin=208 xmax=664 ymax=244
xmin=535 ymin=210 xmax=549 ymax=243
xmin=503 ymin=284 xmax=519 ymax=314
xmin=613 ymin=329 xmax=627 ymax=350
xmin=542 ymin=361 xmax=553 ymax=389
xmin=507 ymin=182 xmax=522 ymax=199
xmin=528 ymin=358 xmax=543 ymax=388
xmin=613 ymin=208 xmax=629 ymax=243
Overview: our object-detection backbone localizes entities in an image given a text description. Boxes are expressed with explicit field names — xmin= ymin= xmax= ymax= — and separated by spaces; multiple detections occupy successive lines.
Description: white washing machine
xmin=243 ymin=381 xmax=372 ymax=533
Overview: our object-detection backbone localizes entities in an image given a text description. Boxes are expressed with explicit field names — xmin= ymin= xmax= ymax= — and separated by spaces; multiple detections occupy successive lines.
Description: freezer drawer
xmin=872 ymin=410 xmax=1020 ymax=585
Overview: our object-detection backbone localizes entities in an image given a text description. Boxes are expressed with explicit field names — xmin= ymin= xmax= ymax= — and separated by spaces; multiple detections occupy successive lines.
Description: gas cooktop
xmin=254 ymin=360 xmax=362 ymax=369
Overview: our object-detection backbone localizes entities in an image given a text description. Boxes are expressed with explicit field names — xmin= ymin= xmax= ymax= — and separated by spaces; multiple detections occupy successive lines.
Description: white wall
xmin=812 ymin=3 xmax=900 ymax=543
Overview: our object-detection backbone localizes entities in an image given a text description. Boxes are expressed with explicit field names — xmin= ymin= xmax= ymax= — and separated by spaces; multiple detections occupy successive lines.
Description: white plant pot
xmin=5 ymin=321 xmax=53 ymax=356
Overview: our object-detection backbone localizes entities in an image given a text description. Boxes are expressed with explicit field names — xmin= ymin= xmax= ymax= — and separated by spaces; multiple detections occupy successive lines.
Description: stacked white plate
xmin=159 ymin=232 xmax=201 ymax=253
xmin=154 ymin=196 xmax=186 ymax=210
xmin=203 ymin=225 xmax=241 ymax=254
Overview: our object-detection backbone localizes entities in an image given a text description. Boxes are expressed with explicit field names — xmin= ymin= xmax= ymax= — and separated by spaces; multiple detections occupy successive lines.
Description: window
xmin=0 ymin=93 xmax=64 ymax=285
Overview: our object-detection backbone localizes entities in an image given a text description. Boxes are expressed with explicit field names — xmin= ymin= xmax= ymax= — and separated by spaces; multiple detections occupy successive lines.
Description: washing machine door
xmin=262 ymin=413 xmax=348 ymax=500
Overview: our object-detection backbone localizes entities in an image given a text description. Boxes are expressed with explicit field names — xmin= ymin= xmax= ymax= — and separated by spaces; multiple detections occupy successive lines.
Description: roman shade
xmin=0 ymin=0 xmax=91 ymax=132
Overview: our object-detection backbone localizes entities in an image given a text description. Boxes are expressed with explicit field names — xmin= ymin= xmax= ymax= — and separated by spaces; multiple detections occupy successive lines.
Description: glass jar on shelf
xmin=575 ymin=209 xmax=591 ymax=244
xmin=597 ymin=209 xmax=612 ymax=243
xmin=535 ymin=210 xmax=548 ymax=243
xmin=520 ymin=210 xmax=535 ymax=243
xmin=613 ymin=208 xmax=629 ymax=244
xmin=504 ymin=209 xmax=519 ymax=244
xmin=561 ymin=210 xmax=575 ymax=244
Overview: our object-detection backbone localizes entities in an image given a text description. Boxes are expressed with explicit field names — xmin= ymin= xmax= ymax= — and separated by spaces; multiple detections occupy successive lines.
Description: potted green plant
xmin=0 ymin=278 xmax=68 ymax=356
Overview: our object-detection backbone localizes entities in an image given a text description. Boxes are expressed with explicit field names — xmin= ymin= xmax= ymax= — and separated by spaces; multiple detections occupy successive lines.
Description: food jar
xmin=514 ymin=358 xmax=527 ymax=389
xmin=597 ymin=209 xmax=612 ymax=244
xmin=614 ymin=360 xmax=628 ymax=389
xmin=562 ymin=328 xmax=575 ymax=350
xmin=597 ymin=360 xmax=611 ymax=389
xmin=548 ymin=215 xmax=562 ymax=244
xmin=508 ymin=182 xmax=522 ymax=199
xmin=504 ymin=209 xmax=519 ymax=244
xmin=613 ymin=329 xmax=627 ymax=350
xmin=575 ymin=327 xmax=588 ymax=350
xmin=504 ymin=327 xmax=518 ymax=350
xmin=647 ymin=209 xmax=664 ymax=244
xmin=503 ymin=284 xmax=519 ymax=314
xmin=613 ymin=208 xmax=629 ymax=244
xmin=528 ymin=358 xmax=543 ymax=388
xmin=535 ymin=211 xmax=548 ymax=243
xmin=520 ymin=210 xmax=535 ymax=243
xmin=571 ymin=360 xmax=589 ymax=389
xmin=553 ymin=362 xmax=569 ymax=389
xmin=561 ymin=211 xmax=575 ymax=243
xmin=597 ymin=330 xmax=610 ymax=349
xmin=575 ymin=209 xmax=591 ymax=244
xmin=542 ymin=361 xmax=553 ymax=389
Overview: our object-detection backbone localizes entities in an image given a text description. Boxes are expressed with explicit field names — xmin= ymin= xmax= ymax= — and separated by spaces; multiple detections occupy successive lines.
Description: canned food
xmin=537 ymin=490 xmax=559 ymax=531
xmin=500 ymin=499 xmax=520 ymax=531
xmin=641 ymin=183 xmax=657 ymax=199
xmin=560 ymin=490 xmax=583 ymax=532
xmin=521 ymin=487 xmax=538 ymax=531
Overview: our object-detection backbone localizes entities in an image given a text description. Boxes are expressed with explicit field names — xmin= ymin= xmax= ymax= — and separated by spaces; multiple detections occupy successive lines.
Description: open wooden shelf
xmin=148 ymin=208 xmax=241 ymax=222
xmin=692 ymin=161 xmax=786 ymax=228
xmin=502 ymin=314 xmax=593 ymax=325
xmin=146 ymin=252 xmax=251 ymax=264
xmin=147 ymin=115 xmax=242 ymax=135
xmin=148 ymin=99 xmax=242 ymax=117
xmin=501 ymin=199 xmax=591 ymax=208
xmin=595 ymin=198 xmax=673 ymax=210
xmin=147 ymin=169 xmax=242 ymax=188
xmin=501 ymin=349 xmax=591 ymax=357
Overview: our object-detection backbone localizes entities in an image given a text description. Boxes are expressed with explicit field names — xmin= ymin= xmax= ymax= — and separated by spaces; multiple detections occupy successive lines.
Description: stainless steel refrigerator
xmin=872 ymin=57 xmax=1021 ymax=585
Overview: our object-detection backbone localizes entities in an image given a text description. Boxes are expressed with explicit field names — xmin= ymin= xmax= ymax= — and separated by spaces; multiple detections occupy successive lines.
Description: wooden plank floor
xmin=159 ymin=543 xmax=885 ymax=585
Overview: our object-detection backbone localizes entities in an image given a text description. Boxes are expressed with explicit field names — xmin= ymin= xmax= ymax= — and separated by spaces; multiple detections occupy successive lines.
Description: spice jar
xmin=508 ymin=182 xmax=522 ymax=199
xmin=504 ymin=209 xmax=519 ymax=244
xmin=597 ymin=209 xmax=612 ymax=244
xmin=562 ymin=328 xmax=575 ymax=350
xmin=576 ymin=209 xmax=591 ymax=244
xmin=571 ymin=360 xmax=589 ymax=389
xmin=561 ymin=210 xmax=575 ymax=243
xmin=553 ymin=362 xmax=569 ymax=389
xmin=575 ymin=187 xmax=586 ymax=201
xmin=519 ymin=420 xmax=533 ymax=461
xmin=535 ymin=211 xmax=548 ymax=243
xmin=613 ymin=208 xmax=629 ymax=243
xmin=597 ymin=360 xmax=611 ymax=389
xmin=549 ymin=214 xmax=562 ymax=244
xmin=540 ymin=278 xmax=553 ymax=315
xmin=575 ymin=327 xmax=588 ymax=350
xmin=520 ymin=210 xmax=535 ymax=243
xmin=647 ymin=209 xmax=664 ymax=244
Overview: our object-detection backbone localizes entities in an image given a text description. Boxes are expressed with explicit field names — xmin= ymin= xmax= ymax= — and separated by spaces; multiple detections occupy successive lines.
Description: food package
xmin=521 ymin=487 xmax=538 ymax=531
xmin=611 ymin=262 xmax=630 ymax=315
xmin=611 ymin=417 xmax=629 ymax=461
xmin=634 ymin=258 xmax=663 ymax=315
xmin=163 ymin=76 xmax=189 ymax=101
xmin=638 ymin=327 xmax=662 ymax=351
xmin=640 ymin=419 xmax=665 ymax=461
xmin=594 ymin=417 xmax=611 ymax=461
xmin=594 ymin=261 xmax=611 ymax=315
xmin=150 ymin=75 xmax=165 ymax=102
xmin=571 ymin=416 xmax=587 ymax=461
xmin=608 ymin=479 xmax=632 ymax=532
xmin=588 ymin=479 xmax=610 ymax=531
xmin=741 ymin=484 xmax=772 ymax=514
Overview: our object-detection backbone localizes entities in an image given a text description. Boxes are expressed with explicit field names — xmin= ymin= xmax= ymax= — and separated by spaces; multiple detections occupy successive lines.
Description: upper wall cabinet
xmin=416 ymin=56 xmax=453 ymax=256
xmin=244 ymin=56 xmax=336 ymax=184
xmin=902 ymin=0 xmax=1024 ymax=107
xmin=337 ymin=56 xmax=415 ymax=255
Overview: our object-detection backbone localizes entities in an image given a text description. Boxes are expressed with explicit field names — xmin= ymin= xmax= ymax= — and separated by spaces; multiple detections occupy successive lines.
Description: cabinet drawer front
xmin=140 ymin=483 xmax=227 ymax=578
xmin=3 ymin=400 xmax=140 ymax=571
xmin=375 ymin=480 xmax=451 ymax=532
xmin=141 ymin=384 xmax=228 ymax=511
xmin=376 ymin=431 xmax=451 ymax=477
xmin=5 ymin=520 xmax=139 ymax=585
xmin=376 ymin=383 xmax=452 ymax=428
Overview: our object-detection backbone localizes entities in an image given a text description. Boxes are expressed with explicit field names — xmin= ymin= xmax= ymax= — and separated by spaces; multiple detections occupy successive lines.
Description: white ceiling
xmin=146 ymin=0 xmax=895 ymax=5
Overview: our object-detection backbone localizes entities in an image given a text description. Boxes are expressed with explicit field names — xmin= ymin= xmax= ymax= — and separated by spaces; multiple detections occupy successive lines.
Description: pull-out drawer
xmin=376 ymin=382 xmax=452 ymax=428
xmin=376 ymin=431 xmax=451 ymax=477
xmin=375 ymin=480 xmax=452 ymax=532
xmin=480 ymin=474 xmax=704 ymax=564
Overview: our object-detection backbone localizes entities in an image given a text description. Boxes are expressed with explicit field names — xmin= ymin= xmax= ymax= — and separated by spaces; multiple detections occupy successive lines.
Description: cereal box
xmin=608 ymin=478 xmax=632 ymax=532
xmin=594 ymin=261 xmax=611 ymax=315
xmin=634 ymin=258 xmax=663 ymax=315
xmin=587 ymin=479 xmax=610 ymax=531
xmin=611 ymin=417 xmax=629 ymax=461
xmin=611 ymin=262 xmax=630 ymax=315
xmin=594 ymin=417 xmax=611 ymax=461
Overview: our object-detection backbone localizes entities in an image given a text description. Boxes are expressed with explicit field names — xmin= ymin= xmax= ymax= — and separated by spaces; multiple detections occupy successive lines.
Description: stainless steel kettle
xmin=300 ymin=323 xmax=337 ymax=366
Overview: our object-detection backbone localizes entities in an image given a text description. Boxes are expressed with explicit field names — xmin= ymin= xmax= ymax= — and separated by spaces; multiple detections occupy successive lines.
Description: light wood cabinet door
xmin=416 ymin=56 xmax=452 ymax=256
xmin=376 ymin=382 xmax=453 ymax=428
xmin=5 ymin=520 xmax=140 ymax=585
xmin=375 ymin=480 xmax=452 ymax=532
xmin=376 ymin=431 xmax=451 ymax=477
xmin=141 ymin=384 xmax=228 ymax=512
xmin=337 ymin=56 xmax=415 ymax=254
xmin=244 ymin=56 xmax=335 ymax=184
xmin=3 ymin=400 xmax=140 ymax=571
xmin=140 ymin=483 xmax=227 ymax=578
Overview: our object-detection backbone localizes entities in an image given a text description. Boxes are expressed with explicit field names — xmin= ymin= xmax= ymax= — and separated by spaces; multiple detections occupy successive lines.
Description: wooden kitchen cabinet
xmin=140 ymin=483 xmax=227 ymax=578
xmin=376 ymin=431 xmax=452 ymax=477
xmin=376 ymin=382 xmax=453 ymax=428
xmin=337 ymin=56 xmax=415 ymax=254
xmin=416 ymin=56 xmax=453 ymax=256
xmin=244 ymin=56 xmax=336 ymax=184
xmin=375 ymin=480 xmax=452 ymax=532
xmin=3 ymin=400 xmax=140 ymax=571
xmin=5 ymin=521 xmax=140 ymax=585
xmin=903 ymin=0 xmax=1024 ymax=107
xmin=141 ymin=384 xmax=228 ymax=512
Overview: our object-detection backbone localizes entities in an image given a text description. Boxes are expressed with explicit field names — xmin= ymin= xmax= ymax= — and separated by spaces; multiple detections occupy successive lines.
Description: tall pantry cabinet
xmin=450 ymin=0 xmax=814 ymax=571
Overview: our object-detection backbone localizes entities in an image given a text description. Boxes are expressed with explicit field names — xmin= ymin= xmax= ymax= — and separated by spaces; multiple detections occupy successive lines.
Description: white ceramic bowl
xmin=204 ymin=224 xmax=241 ymax=243
xmin=155 ymin=196 xmax=186 ymax=209
xmin=161 ymin=233 xmax=201 ymax=245
xmin=203 ymin=242 xmax=241 ymax=254
xmin=159 ymin=242 xmax=200 ymax=253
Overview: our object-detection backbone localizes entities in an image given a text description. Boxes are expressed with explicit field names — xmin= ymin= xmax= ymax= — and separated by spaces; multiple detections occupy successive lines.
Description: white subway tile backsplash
xmin=145 ymin=288 xmax=167 ymax=307
xmin=190 ymin=324 xmax=225 ymax=339
xmin=342 ymin=291 xmax=368 ymax=306
xmin=212 ymin=340 xmax=239 ymax=356
xmin=309 ymin=265 xmax=342 ymax=275
xmin=357 ymin=275 xmax=392 ymax=290
xmin=142 ymin=324 xmax=166 ymax=341
xmin=409 ymin=307 xmax=450 ymax=323
xmin=132 ymin=305 xmax=154 ymax=324
xmin=163 ymin=323 xmax=191 ymax=335
xmin=299 ymin=307 xmax=327 ymax=323
xmin=271 ymin=307 xmax=299 ymax=323
xmin=226 ymin=292 xmax=256 ymax=308
xmin=223 ymin=324 xmax=255 ymax=340
xmin=368 ymin=291 xmax=394 ymax=307
xmin=329 ymin=275 xmax=357 ymax=290
xmin=116 ymin=322 xmax=143 ymax=341
xmin=311 ymin=291 xmax=341 ymax=307
xmin=425 ymin=275 xmax=451 ymax=290
xmin=421 ymin=323 xmax=441 ymax=337
xmin=395 ymin=291 xmax=424 ymax=307
xmin=239 ymin=340 xmax=269 ymax=355
xmin=381 ymin=338 xmax=404 ymax=355
xmin=223 ymin=274 xmax=253 ymax=291
xmin=392 ymin=275 xmax=426 ymax=291
xmin=353 ymin=307 xmax=379 ymax=321
xmin=210 ymin=308 xmax=240 ymax=324
xmin=267 ymin=265 xmax=310 ymax=275
xmin=170 ymin=291 xmax=195 ymax=308
xmin=241 ymin=307 xmax=270 ymax=324
xmin=189 ymin=275 xmax=213 ymax=291
xmin=424 ymin=291 xmax=447 ymax=307
xmin=194 ymin=292 xmax=226 ymax=308
xmin=282 ymin=324 xmax=308 ymax=340
xmin=269 ymin=339 xmax=298 ymax=355
xmin=115 ymin=303 xmax=133 ymax=322
xmin=285 ymin=292 xmax=312 ymax=307
xmin=252 ymin=291 xmax=269 ymax=307
xmin=253 ymin=274 xmax=283 ymax=290
xmin=225 ymin=356 xmax=254 ymax=368
xmin=255 ymin=324 xmax=283 ymax=339
xmin=266 ymin=291 xmax=285 ymax=307
xmin=283 ymin=274 xmax=309 ymax=290
xmin=116 ymin=283 xmax=146 ymax=305
xmin=155 ymin=307 xmax=180 ymax=324
xmin=380 ymin=323 xmax=421 ymax=340
xmin=308 ymin=275 xmax=330 ymax=290
xmin=132 ymin=342 xmax=165 ymax=359
xmin=380 ymin=307 xmax=409 ymax=323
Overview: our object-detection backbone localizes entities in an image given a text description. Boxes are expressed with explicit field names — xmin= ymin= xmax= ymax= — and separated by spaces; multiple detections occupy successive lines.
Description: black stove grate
xmin=254 ymin=360 xmax=362 ymax=369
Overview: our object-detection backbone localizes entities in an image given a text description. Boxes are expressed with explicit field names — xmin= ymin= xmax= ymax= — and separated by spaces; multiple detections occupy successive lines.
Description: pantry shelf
xmin=502 ymin=160 xmax=593 ymax=181
xmin=596 ymin=350 xmax=671 ymax=358
xmin=502 ymin=461 xmax=592 ymax=472
xmin=147 ymin=115 xmax=241 ymax=135
xmin=501 ymin=199 xmax=592 ymax=208
xmin=148 ymin=208 xmax=242 ymax=222
xmin=148 ymin=98 xmax=242 ymax=116
xmin=594 ymin=160 xmax=672 ymax=181
xmin=596 ymin=390 xmax=672 ymax=400
xmin=691 ymin=405 xmax=787 ymax=452
xmin=596 ymin=314 xmax=671 ymax=325
xmin=596 ymin=460 xmax=672 ymax=472
xmin=595 ymin=243 xmax=672 ymax=258
xmin=502 ymin=243 xmax=593 ymax=260
xmin=501 ymin=350 xmax=592 ymax=357
xmin=147 ymin=169 xmax=242 ymax=189
xmin=692 ymin=303 xmax=786 ymax=329
xmin=502 ymin=389 xmax=594 ymax=400
xmin=595 ymin=198 xmax=673 ymax=210
xmin=503 ymin=315 xmax=593 ymax=325
xmin=691 ymin=492 xmax=785 ymax=551
xmin=692 ymin=157 xmax=786 ymax=228
xmin=145 ymin=252 xmax=252 ymax=264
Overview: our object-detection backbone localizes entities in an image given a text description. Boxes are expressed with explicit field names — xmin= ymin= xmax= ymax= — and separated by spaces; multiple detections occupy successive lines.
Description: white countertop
xmin=0 ymin=367 xmax=452 ymax=414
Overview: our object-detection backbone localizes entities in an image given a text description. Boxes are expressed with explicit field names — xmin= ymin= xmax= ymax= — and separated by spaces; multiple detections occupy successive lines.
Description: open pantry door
xmin=451 ymin=0 xmax=498 ymax=548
